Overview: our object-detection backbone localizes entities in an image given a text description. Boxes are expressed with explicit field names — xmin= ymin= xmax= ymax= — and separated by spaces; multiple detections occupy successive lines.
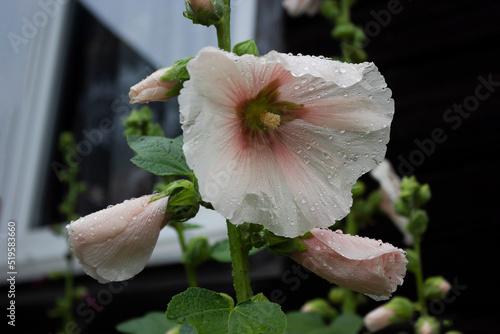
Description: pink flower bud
xmin=189 ymin=0 xmax=214 ymax=13
xmin=364 ymin=306 xmax=395 ymax=332
xmin=67 ymin=194 xmax=170 ymax=283
xmin=129 ymin=67 xmax=177 ymax=104
xmin=364 ymin=296 xmax=414 ymax=332
xmin=291 ymin=229 xmax=408 ymax=300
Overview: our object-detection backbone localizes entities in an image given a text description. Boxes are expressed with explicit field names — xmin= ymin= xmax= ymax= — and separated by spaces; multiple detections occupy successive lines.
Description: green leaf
xmin=127 ymin=135 xmax=193 ymax=178
xmin=166 ymin=288 xmax=286 ymax=334
xmin=326 ymin=314 xmax=364 ymax=334
xmin=285 ymin=311 xmax=325 ymax=334
xmin=229 ymin=299 xmax=286 ymax=334
xmin=232 ymin=40 xmax=259 ymax=57
xmin=116 ymin=312 xmax=177 ymax=334
xmin=166 ymin=288 xmax=233 ymax=334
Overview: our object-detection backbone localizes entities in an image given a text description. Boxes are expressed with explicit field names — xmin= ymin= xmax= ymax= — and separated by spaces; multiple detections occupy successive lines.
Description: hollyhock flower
xmin=180 ymin=46 xmax=394 ymax=237
xmin=67 ymin=195 xmax=170 ymax=283
xmin=370 ymin=159 xmax=413 ymax=245
xmin=129 ymin=67 xmax=177 ymax=104
xmin=290 ymin=228 xmax=407 ymax=300
xmin=282 ymin=0 xmax=322 ymax=17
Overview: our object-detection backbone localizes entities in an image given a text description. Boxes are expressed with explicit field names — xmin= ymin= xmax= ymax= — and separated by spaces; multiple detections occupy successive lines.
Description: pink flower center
xmin=236 ymin=79 xmax=303 ymax=135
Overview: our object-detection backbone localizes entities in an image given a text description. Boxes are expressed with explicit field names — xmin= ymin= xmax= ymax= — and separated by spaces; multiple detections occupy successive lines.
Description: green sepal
xmin=183 ymin=0 xmax=224 ymax=27
xmin=151 ymin=179 xmax=200 ymax=223
xmin=423 ymin=276 xmax=450 ymax=300
xmin=264 ymin=230 xmax=308 ymax=257
xmin=232 ymin=40 xmax=259 ymax=57
xmin=384 ymin=296 xmax=415 ymax=324
xmin=159 ymin=57 xmax=193 ymax=82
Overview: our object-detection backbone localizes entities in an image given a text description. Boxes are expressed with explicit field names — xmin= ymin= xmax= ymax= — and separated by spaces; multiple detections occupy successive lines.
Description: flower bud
xmin=290 ymin=229 xmax=408 ymax=301
xmin=129 ymin=67 xmax=177 ymax=104
xmin=364 ymin=297 xmax=414 ymax=332
xmin=300 ymin=298 xmax=338 ymax=320
xmin=67 ymin=194 xmax=170 ymax=283
xmin=328 ymin=287 xmax=347 ymax=305
xmin=424 ymin=276 xmax=451 ymax=300
xmin=415 ymin=316 xmax=440 ymax=334
xmin=189 ymin=0 xmax=213 ymax=13
xmin=184 ymin=0 xmax=223 ymax=27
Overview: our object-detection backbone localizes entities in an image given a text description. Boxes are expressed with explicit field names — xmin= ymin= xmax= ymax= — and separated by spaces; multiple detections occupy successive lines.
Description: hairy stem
xmin=227 ymin=221 xmax=253 ymax=303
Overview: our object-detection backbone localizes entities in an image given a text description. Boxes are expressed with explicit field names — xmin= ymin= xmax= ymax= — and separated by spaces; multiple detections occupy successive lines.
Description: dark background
xmin=12 ymin=0 xmax=500 ymax=333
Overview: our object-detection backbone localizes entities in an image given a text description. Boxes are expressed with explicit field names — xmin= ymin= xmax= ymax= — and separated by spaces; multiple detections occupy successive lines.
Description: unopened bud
xmin=300 ymin=298 xmax=338 ymax=320
xmin=129 ymin=67 xmax=177 ymax=104
xmin=184 ymin=0 xmax=223 ymax=27
xmin=189 ymin=0 xmax=213 ymax=13
xmin=415 ymin=316 xmax=440 ymax=334
xmin=363 ymin=296 xmax=414 ymax=332
xmin=424 ymin=276 xmax=451 ymax=300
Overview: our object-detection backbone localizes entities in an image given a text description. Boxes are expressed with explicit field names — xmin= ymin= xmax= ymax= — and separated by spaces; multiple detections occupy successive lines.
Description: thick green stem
xmin=174 ymin=223 xmax=198 ymax=287
xmin=413 ymin=234 xmax=427 ymax=315
xmin=215 ymin=0 xmax=231 ymax=52
xmin=226 ymin=221 xmax=253 ymax=303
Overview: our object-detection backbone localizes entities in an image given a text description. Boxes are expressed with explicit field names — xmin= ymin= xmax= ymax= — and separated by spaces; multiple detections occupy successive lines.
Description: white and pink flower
xmin=282 ymin=0 xmax=322 ymax=17
xmin=179 ymin=46 xmax=394 ymax=237
xmin=291 ymin=228 xmax=407 ymax=300
xmin=67 ymin=194 xmax=170 ymax=283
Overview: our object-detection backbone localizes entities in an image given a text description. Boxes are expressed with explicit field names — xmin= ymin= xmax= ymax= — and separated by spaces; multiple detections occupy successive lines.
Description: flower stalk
xmin=215 ymin=0 xmax=231 ymax=52
xmin=172 ymin=222 xmax=198 ymax=287
xmin=226 ymin=220 xmax=253 ymax=303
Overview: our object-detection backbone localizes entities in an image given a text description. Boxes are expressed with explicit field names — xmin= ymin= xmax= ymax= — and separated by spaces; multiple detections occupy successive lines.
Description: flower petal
xmin=67 ymin=195 xmax=170 ymax=283
xmin=291 ymin=229 xmax=407 ymax=300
